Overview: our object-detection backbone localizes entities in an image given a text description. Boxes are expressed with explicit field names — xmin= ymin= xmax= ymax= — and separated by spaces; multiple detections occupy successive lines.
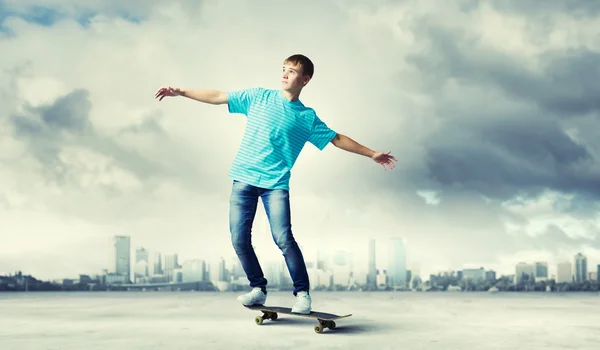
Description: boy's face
xmin=281 ymin=61 xmax=310 ymax=92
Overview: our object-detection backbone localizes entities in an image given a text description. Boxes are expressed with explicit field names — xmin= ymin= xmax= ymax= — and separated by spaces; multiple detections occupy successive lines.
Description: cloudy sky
xmin=1 ymin=0 xmax=599 ymax=281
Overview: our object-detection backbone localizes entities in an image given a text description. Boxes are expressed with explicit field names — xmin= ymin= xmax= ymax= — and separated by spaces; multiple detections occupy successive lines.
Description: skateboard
xmin=244 ymin=305 xmax=352 ymax=333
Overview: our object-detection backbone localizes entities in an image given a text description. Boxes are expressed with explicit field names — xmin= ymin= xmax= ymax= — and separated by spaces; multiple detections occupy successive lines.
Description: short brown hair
xmin=284 ymin=54 xmax=314 ymax=78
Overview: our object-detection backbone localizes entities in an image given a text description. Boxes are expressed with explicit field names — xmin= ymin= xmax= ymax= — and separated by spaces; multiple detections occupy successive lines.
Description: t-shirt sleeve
xmin=227 ymin=87 xmax=261 ymax=116
xmin=308 ymin=113 xmax=337 ymax=151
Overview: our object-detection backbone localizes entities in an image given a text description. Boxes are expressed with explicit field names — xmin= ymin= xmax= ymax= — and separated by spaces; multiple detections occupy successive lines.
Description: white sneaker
xmin=237 ymin=287 xmax=266 ymax=306
xmin=291 ymin=291 xmax=311 ymax=314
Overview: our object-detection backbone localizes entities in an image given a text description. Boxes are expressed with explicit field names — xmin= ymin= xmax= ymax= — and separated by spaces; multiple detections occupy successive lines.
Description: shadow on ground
xmin=257 ymin=317 xmax=395 ymax=334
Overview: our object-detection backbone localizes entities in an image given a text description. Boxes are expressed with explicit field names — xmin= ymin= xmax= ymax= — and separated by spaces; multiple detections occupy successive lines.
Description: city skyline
xmin=2 ymin=1 xmax=600 ymax=283
xmin=106 ymin=234 xmax=411 ymax=287
xmin=7 ymin=233 xmax=596 ymax=288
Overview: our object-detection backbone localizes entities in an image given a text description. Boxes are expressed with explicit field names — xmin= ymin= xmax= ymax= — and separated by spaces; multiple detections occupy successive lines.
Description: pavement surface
xmin=1 ymin=291 xmax=599 ymax=349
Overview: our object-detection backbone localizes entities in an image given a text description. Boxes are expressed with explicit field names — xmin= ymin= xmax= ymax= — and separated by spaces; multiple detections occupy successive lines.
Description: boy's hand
xmin=371 ymin=151 xmax=397 ymax=170
xmin=155 ymin=86 xmax=183 ymax=101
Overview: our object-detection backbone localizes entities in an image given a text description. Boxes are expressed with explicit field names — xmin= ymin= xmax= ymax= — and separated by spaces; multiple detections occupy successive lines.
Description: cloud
xmin=490 ymin=0 xmax=600 ymax=18
xmin=1 ymin=0 xmax=599 ymax=280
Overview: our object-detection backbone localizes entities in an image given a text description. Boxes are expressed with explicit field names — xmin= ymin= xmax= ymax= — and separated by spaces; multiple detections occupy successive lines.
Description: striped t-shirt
xmin=227 ymin=87 xmax=337 ymax=190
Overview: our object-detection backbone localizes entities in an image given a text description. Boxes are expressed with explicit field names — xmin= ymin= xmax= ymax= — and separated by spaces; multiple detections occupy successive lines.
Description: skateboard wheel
xmin=328 ymin=321 xmax=336 ymax=329
xmin=271 ymin=313 xmax=278 ymax=321
xmin=314 ymin=324 xmax=323 ymax=334
xmin=255 ymin=316 xmax=263 ymax=325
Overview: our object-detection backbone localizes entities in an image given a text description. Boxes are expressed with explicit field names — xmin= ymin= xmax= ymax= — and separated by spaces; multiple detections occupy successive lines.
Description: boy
xmin=154 ymin=54 xmax=397 ymax=314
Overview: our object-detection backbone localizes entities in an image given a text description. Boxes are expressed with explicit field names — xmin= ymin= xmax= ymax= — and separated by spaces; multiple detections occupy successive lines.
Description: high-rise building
xmin=556 ymin=261 xmax=572 ymax=283
xmin=574 ymin=253 xmax=587 ymax=282
xmin=332 ymin=250 xmax=352 ymax=289
xmin=182 ymin=259 xmax=206 ymax=282
xmin=266 ymin=261 xmax=283 ymax=288
xmin=387 ymin=237 xmax=407 ymax=288
xmin=164 ymin=254 xmax=179 ymax=281
xmin=229 ymin=257 xmax=245 ymax=280
xmin=164 ymin=254 xmax=179 ymax=270
xmin=534 ymin=262 xmax=548 ymax=277
xmin=113 ymin=236 xmax=131 ymax=283
xmin=152 ymin=252 xmax=162 ymax=275
xmin=218 ymin=257 xmax=227 ymax=282
xmin=136 ymin=248 xmax=148 ymax=264
xmin=515 ymin=262 xmax=535 ymax=283
xmin=534 ymin=262 xmax=548 ymax=281
xmin=135 ymin=248 xmax=149 ymax=279
xmin=367 ymin=238 xmax=377 ymax=289
xmin=463 ymin=267 xmax=485 ymax=280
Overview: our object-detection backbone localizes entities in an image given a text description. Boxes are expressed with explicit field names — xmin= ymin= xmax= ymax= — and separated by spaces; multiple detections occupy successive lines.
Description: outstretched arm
xmin=331 ymin=134 xmax=397 ymax=170
xmin=154 ymin=86 xmax=228 ymax=105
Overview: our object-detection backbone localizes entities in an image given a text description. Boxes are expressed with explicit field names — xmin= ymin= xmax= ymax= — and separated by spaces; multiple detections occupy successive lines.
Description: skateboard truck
xmin=255 ymin=310 xmax=278 ymax=324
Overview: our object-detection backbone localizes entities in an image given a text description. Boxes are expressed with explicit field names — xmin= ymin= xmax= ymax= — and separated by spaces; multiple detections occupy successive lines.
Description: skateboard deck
xmin=244 ymin=305 xmax=352 ymax=333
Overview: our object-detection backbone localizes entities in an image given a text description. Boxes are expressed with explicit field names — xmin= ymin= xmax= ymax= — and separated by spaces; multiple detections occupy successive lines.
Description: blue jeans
xmin=229 ymin=180 xmax=310 ymax=296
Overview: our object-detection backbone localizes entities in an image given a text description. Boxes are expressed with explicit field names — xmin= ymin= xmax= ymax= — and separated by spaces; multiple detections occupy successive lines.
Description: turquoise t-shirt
xmin=227 ymin=87 xmax=337 ymax=190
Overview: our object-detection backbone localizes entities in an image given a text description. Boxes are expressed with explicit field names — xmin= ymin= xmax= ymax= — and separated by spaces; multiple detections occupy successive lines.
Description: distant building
xmin=229 ymin=257 xmax=244 ymax=280
xmin=588 ymin=272 xmax=597 ymax=281
xmin=113 ymin=236 xmax=131 ymax=283
xmin=485 ymin=270 xmax=496 ymax=281
xmin=182 ymin=259 xmax=206 ymax=282
xmin=462 ymin=267 xmax=485 ymax=281
xmin=134 ymin=260 xmax=149 ymax=284
xmin=376 ymin=269 xmax=388 ymax=290
xmin=218 ymin=257 xmax=227 ymax=282
xmin=152 ymin=252 xmax=163 ymax=275
xmin=164 ymin=254 xmax=179 ymax=281
xmin=105 ymin=272 xmax=129 ymax=285
xmin=172 ymin=268 xmax=183 ymax=283
xmin=265 ymin=261 xmax=283 ymax=288
xmin=331 ymin=250 xmax=353 ymax=289
xmin=515 ymin=262 xmax=535 ymax=284
xmin=574 ymin=253 xmax=587 ymax=282
xmin=387 ymin=237 xmax=407 ymax=288
xmin=135 ymin=247 xmax=149 ymax=283
xmin=534 ymin=262 xmax=548 ymax=281
xmin=367 ymin=238 xmax=377 ymax=289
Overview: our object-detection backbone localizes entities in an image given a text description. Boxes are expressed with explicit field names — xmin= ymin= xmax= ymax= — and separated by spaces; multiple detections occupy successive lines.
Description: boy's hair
xmin=284 ymin=54 xmax=314 ymax=78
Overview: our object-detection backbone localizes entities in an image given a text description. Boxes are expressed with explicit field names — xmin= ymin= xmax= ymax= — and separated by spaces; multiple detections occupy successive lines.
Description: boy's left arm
xmin=331 ymin=134 xmax=397 ymax=170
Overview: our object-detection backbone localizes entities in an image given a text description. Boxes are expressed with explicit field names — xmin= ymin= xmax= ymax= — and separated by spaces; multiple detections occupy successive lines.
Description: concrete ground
xmin=1 ymin=291 xmax=599 ymax=349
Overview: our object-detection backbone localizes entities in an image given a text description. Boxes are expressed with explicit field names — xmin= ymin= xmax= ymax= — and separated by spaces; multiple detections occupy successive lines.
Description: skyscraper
xmin=387 ymin=237 xmax=407 ymax=288
xmin=164 ymin=254 xmax=179 ymax=281
xmin=515 ymin=262 xmax=535 ymax=284
xmin=575 ymin=253 xmax=587 ymax=282
xmin=182 ymin=259 xmax=206 ymax=282
xmin=113 ymin=236 xmax=131 ymax=283
xmin=136 ymin=248 xmax=149 ymax=272
xmin=367 ymin=238 xmax=377 ymax=289
xmin=218 ymin=257 xmax=227 ymax=282
xmin=152 ymin=252 xmax=162 ymax=275
xmin=135 ymin=247 xmax=149 ymax=283
xmin=534 ymin=262 xmax=548 ymax=281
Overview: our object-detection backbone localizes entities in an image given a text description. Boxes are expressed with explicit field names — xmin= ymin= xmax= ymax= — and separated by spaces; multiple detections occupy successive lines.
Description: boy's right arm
xmin=154 ymin=86 xmax=228 ymax=105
